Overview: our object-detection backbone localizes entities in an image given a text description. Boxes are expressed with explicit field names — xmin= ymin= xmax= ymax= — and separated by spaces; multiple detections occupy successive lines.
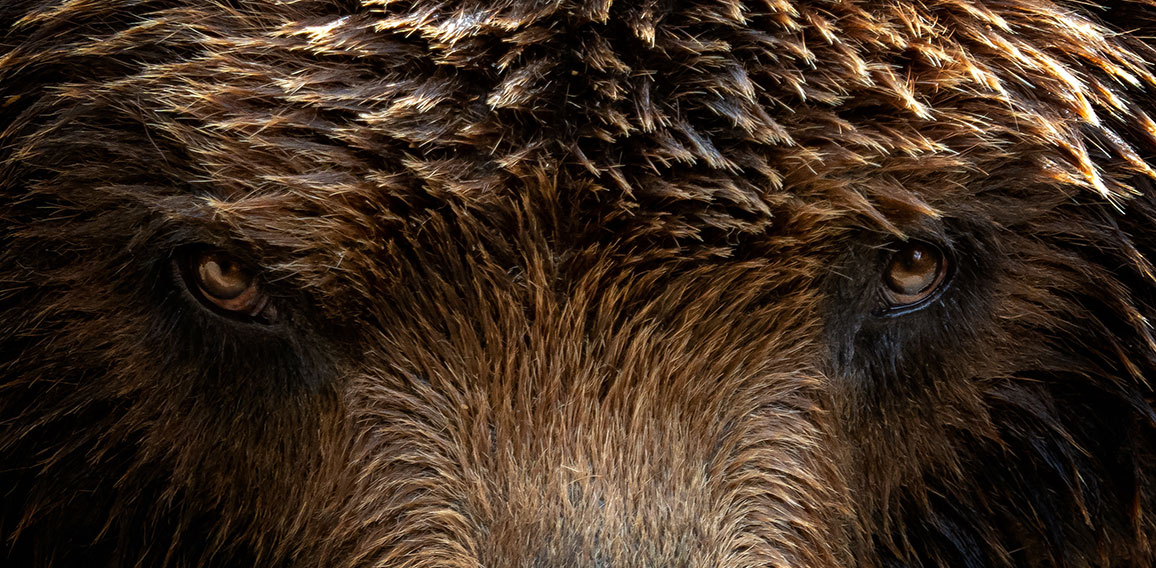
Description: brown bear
xmin=4 ymin=0 xmax=1156 ymax=566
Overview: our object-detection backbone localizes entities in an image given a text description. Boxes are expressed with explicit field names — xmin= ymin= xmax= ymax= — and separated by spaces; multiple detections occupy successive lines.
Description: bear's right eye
xmin=178 ymin=248 xmax=273 ymax=321
xmin=882 ymin=240 xmax=950 ymax=311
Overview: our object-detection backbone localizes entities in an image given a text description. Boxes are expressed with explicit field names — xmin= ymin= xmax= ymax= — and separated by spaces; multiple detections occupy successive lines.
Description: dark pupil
xmin=887 ymin=244 xmax=940 ymax=295
xmin=197 ymin=254 xmax=250 ymax=299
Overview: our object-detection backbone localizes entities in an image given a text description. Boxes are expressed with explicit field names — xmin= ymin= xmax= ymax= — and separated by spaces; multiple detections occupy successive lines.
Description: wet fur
xmin=4 ymin=0 xmax=1156 ymax=566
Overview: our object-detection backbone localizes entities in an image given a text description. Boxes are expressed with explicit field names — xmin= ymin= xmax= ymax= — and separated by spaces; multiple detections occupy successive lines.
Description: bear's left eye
xmin=883 ymin=240 xmax=949 ymax=309
xmin=179 ymin=248 xmax=272 ymax=320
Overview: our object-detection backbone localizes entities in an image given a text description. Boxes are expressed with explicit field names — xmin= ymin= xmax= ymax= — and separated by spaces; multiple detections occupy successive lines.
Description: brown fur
xmin=4 ymin=0 xmax=1156 ymax=566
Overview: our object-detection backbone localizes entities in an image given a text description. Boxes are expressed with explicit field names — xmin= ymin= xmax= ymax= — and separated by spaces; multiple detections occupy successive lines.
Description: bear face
xmin=3 ymin=0 xmax=1156 ymax=566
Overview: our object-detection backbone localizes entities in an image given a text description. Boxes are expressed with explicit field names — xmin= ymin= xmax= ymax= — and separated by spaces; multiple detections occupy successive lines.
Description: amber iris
xmin=188 ymin=250 xmax=267 ymax=316
xmin=884 ymin=241 xmax=947 ymax=307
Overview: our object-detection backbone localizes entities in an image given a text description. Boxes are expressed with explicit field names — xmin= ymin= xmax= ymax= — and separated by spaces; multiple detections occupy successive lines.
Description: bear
xmin=4 ymin=0 xmax=1156 ymax=566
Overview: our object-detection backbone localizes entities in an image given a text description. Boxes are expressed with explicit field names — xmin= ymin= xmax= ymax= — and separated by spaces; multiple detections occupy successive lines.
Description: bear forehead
xmin=11 ymin=0 xmax=1153 ymax=260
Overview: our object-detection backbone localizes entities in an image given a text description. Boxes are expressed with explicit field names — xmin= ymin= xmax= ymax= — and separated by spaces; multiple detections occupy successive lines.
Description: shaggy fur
xmin=4 ymin=0 xmax=1156 ymax=566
